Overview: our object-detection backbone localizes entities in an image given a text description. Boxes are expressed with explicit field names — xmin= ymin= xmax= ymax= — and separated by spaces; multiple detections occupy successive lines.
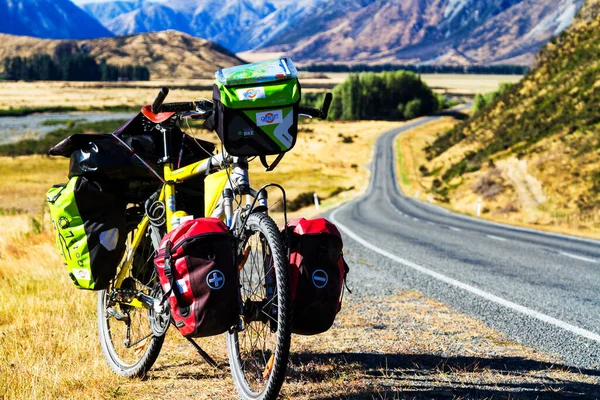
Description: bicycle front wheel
xmin=227 ymin=212 xmax=292 ymax=400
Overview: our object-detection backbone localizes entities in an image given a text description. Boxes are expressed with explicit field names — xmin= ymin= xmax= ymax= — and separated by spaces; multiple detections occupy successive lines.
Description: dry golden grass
xmin=0 ymin=119 xmax=398 ymax=219
xmin=396 ymin=117 xmax=600 ymax=239
xmin=420 ymin=74 xmax=522 ymax=95
xmin=250 ymin=119 xmax=403 ymax=223
xmin=0 ymin=156 xmax=69 ymax=214
xmin=0 ymin=73 xmax=519 ymax=112
xmin=280 ymin=73 xmax=522 ymax=95
xmin=0 ymin=81 xmax=213 ymax=111
xmin=1 ymin=225 xmax=597 ymax=399
xmin=395 ymin=117 xmax=459 ymax=198
xmin=0 ymin=81 xmax=333 ymax=112
xmin=1 ymin=117 xmax=598 ymax=398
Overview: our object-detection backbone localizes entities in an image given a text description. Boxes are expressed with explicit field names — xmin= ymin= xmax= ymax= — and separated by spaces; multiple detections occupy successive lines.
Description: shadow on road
xmin=288 ymin=352 xmax=600 ymax=399
xmin=434 ymin=110 xmax=469 ymax=120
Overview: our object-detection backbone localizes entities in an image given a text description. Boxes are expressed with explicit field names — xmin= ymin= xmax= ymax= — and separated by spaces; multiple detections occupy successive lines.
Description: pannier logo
xmin=312 ymin=269 xmax=328 ymax=289
xmin=262 ymin=113 xmax=278 ymax=124
xmin=237 ymin=128 xmax=255 ymax=137
xmin=207 ymin=270 xmax=225 ymax=290
xmin=244 ymin=89 xmax=259 ymax=99
xmin=256 ymin=110 xmax=283 ymax=126
xmin=237 ymin=87 xmax=266 ymax=101
xmin=73 ymin=268 xmax=91 ymax=281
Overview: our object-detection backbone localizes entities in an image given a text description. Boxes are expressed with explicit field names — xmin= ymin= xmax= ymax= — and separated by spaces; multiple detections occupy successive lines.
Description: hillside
xmin=258 ymin=0 xmax=584 ymax=65
xmin=420 ymin=0 xmax=600 ymax=230
xmin=83 ymin=0 xmax=582 ymax=65
xmin=0 ymin=0 xmax=112 ymax=39
xmin=0 ymin=31 xmax=244 ymax=79
xmin=102 ymin=4 xmax=194 ymax=36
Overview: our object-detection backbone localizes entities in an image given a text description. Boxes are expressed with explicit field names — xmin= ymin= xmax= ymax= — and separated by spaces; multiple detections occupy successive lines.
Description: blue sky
xmin=72 ymin=0 xmax=167 ymax=4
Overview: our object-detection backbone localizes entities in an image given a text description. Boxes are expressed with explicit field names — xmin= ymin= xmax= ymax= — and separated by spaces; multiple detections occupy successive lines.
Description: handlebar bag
xmin=213 ymin=58 xmax=301 ymax=157
xmin=285 ymin=218 xmax=349 ymax=335
xmin=46 ymin=176 xmax=127 ymax=290
xmin=154 ymin=218 xmax=238 ymax=338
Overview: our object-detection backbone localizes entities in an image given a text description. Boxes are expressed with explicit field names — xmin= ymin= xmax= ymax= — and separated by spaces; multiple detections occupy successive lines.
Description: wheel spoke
xmin=226 ymin=214 xmax=291 ymax=398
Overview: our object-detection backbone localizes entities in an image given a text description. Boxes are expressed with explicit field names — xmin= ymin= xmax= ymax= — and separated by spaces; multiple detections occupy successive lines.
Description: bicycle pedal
xmin=107 ymin=307 xmax=130 ymax=323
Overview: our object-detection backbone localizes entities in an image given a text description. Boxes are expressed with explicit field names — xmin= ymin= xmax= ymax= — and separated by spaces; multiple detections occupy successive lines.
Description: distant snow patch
xmin=553 ymin=0 xmax=579 ymax=35
xmin=443 ymin=0 xmax=469 ymax=21
xmin=525 ymin=0 xmax=583 ymax=40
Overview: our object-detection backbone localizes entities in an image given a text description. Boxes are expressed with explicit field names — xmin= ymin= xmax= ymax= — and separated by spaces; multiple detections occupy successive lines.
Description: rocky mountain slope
xmin=423 ymin=0 xmax=600 ymax=223
xmin=258 ymin=0 xmax=585 ymax=65
xmin=81 ymin=0 xmax=583 ymax=65
xmin=0 ymin=31 xmax=243 ymax=79
xmin=0 ymin=0 xmax=112 ymax=39
xmin=104 ymin=4 xmax=193 ymax=35
xmin=1 ymin=0 xmax=586 ymax=65
xmin=82 ymin=1 xmax=139 ymax=25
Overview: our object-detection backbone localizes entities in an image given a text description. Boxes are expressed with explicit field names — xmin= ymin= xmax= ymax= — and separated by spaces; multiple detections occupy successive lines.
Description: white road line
xmin=331 ymin=206 xmax=600 ymax=343
xmin=449 ymin=226 xmax=462 ymax=232
xmin=559 ymin=252 xmax=597 ymax=264
xmin=486 ymin=235 xmax=507 ymax=242
xmin=412 ymin=217 xmax=420 ymax=222
xmin=427 ymin=221 xmax=436 ymax=226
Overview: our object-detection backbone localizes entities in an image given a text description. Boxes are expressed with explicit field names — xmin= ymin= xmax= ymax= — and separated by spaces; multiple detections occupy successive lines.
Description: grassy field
xmin=0 ymin=81 xmax=213 ymax=112
xmin=0 ymin=74 xmax=520 ymax=113
xmin=395 ymin=117 xmax=600 ymax=239
xmin=297 ymin=73 xmax=523 ymax=95
xmin=1 ymin=222 xmax=597 ymax=399
xmin=0 ymin=118 xmax=400 ymax=213
xmin=1 ymin=115 xmax=599 ymax=398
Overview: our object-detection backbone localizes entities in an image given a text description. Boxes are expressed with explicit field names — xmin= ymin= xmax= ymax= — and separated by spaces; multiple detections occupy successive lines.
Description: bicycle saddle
xmin=141 ymin=105 xmax=175 ymax=123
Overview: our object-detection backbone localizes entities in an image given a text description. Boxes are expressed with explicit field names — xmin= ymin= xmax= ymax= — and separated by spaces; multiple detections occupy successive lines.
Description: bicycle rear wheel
xmin=227 ymin=213 xmax=292 ymax=400
xmin=97 ymin=224 xmax=166 ymax=377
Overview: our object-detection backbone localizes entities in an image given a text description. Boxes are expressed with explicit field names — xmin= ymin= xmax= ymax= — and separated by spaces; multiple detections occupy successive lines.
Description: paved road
xmin=329 ymin=115 xmax=600 ymax=369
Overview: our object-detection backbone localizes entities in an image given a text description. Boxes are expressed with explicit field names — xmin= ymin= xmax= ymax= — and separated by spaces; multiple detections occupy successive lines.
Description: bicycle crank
xmin=148 ymin=283 xmax=170 ymax=337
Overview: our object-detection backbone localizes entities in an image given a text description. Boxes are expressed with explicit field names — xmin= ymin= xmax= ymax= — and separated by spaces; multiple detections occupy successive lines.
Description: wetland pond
xmin=0 ymin=112 xmax=134 ymax=145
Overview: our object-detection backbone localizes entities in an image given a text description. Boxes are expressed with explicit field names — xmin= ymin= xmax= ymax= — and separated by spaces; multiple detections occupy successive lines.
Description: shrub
xmin=287 ymin=192 xmax=315 ymax=211
xmin=403 ymin=99 xmax=422 ymax=120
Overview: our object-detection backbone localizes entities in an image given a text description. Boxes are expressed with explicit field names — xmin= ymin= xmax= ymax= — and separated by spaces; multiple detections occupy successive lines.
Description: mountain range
xmin=0 ymin=0 xmax=587 ymax=65
xmin=0 ymin=0 xmax=112 ymax=39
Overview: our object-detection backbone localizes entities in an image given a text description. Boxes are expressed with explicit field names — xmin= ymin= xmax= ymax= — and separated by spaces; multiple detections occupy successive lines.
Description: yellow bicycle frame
xmin=114 ymin=156 xmax=230 ymax=288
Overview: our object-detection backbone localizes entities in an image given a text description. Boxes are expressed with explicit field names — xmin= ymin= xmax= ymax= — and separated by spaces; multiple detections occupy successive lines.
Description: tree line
xmin=3 ymin=43 xmax=149 ymax=81
xmin=303 ymin=71 xmax=447 ymax=121
xmin=301 ymin=63 xmax=530 ymax=75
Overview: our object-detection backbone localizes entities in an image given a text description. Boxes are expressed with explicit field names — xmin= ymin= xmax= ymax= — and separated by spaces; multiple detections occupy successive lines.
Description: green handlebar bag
xmin=46 ymin=176 xmax=126 ymax=290
xmin=213 ymin=58 xmax=301 ymax=158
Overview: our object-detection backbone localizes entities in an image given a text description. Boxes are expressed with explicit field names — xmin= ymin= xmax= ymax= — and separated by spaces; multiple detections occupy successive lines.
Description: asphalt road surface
xmin=329 ymin=115 xmax=600 ymax=369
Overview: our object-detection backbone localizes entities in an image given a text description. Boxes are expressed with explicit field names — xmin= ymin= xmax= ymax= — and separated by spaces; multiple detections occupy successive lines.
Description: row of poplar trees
xmin=325 ymin=71 xmax=441 ymax=120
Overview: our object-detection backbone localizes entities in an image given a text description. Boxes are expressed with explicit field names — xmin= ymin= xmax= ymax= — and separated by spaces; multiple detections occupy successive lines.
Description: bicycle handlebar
xmin=298 ymin=92 xmax=333 ymax=119
xmin=150 ymin=88 xmax=333 ymax=120
xmin=160 ymin=101 xmax=197 ymax=113
xmin=151 ymin=87 xmax=169 ymax=114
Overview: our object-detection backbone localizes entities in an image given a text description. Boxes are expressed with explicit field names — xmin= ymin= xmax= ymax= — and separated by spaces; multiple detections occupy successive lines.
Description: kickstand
xmin=186 ymin=337 xmax=219 ymax=368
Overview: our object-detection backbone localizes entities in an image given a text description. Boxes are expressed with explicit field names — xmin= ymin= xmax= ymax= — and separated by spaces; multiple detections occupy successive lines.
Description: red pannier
xmin=286 ymin=218 xmax=349 ymax=335
xmin=154 ymin=218 xmax=238 ymax=338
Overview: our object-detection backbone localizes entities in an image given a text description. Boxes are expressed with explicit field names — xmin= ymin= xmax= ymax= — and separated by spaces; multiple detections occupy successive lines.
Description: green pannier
xmin=46 ymin=176 xmax=127 ymax=290
xmin=213 ymin=58 xmax=301 ymax=158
